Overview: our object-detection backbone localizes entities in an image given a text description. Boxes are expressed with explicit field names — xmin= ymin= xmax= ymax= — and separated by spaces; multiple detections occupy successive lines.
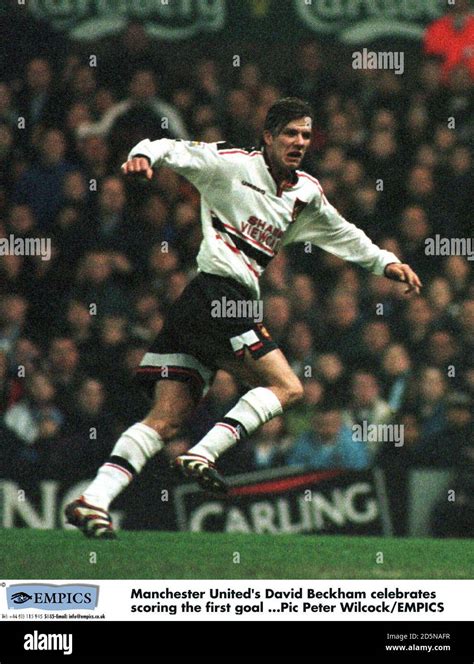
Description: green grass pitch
xmin=0 ymin=530 xmax=472 ymax=579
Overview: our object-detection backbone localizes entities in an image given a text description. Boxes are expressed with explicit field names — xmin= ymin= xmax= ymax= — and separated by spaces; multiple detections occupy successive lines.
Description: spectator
xmin=222 ymin=416 xmax=292 ymax=475
xmin=285 ymin=377 xmax=325 ymax=438
xmin=62 ymin=378 xmax=116 ymax=476
xmin=10 ymin=337 xmax=41 ymax=378
xmin=342 ymin=371 xmax=393 ymax=457
xmin=2 ymin=294 xmax=31 ymax=346
xmin=77 ymin=69 xmax=189 ymax=150
xmin=324 ymin=291 xmax=362 ymax=364
xmin=62 ymin=299 xmax=94 ymax=348
xmin=401 ymin=297 xmax=435 ymax=356
xmin=76 ymin=134 xmax=111 ymax=181
xmin=85 ymin=314 xmax=129 ymax=387
xmin=224 ymin=89 xmax=255 ymax=146
xmin=381 ymin=343 xmax=412 ymax=412
xmin=408 ymin=366 xmax=448 ymax=438
xmin=285 ymin=41 xmax=334 ymax=108
xmin=99 ymin=21 xmax=165 ymax=95
xmin=287 ymin=405 xmax=370 ymax=471
xmin=4 ymin=372 xmax=63 ymax=444
xmin=423 ymin=0 xmax=474 ymax=81
xmin=85 ymin=176 xmax=139 ymax=266
xmin=423 ymin=329 xmax=461 ymax=374
xmin=289 ymin=274 xmax=320 ymax=330
xmin=16 ymin=58 xmax=63 ymax=138
xmin=45 ymin=337 xmax=85 ymax=414
xmin=287 ymin=321 xmax=315 ymax=377
xmin=398 ymin=204 xmax=436 ymax=280
xmin=444 ymin=256 xmax=472 ymax=298
xmin=414 ymin=391 xmax=473 ymax=467
xmin=14 ymin=127 xmax=76 ymax=229
xmin=426 ymin=277 xmax=455 ymax=322
xmin=357 ymin=320 xmax=392 ymax=371
xmin=0 ymin=349 xmax=22 ymax=414
xmin=314 ymin=352 xmax=346 ymax=403
xmin=458 ymin=299 xmax=474 ymax=357
xmin=72 ymin=250 xmax=131 ymax=319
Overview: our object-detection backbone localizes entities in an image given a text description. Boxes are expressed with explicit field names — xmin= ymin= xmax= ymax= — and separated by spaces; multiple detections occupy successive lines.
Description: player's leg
xmin=176 ymin=347 xmax=303 ymax=479
xmin=66 ymin=273 xmax=218 ymax=536
xmin=65 ymin=379 xmax=195 ymax=538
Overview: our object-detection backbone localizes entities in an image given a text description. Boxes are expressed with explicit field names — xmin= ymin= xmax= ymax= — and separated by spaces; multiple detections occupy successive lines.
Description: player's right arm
xmin=121 ymin=138 xmax=224 ymax=188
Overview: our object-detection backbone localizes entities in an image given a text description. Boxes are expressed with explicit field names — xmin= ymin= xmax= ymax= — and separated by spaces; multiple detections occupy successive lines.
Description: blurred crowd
xmin=0 ymin=17 xmax=473 ymax=534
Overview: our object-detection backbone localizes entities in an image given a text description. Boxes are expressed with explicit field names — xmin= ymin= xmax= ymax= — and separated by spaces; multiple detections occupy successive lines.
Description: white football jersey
xmin=128 ymin=139 xmax=400 ymax=298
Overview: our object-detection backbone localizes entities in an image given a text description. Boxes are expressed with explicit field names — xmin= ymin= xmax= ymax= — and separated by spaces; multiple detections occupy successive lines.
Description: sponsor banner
xmin=1 ymin=579 xmax=474 ymax=621
xmin=295 ymin=0 xmax=446 ymax=44
xmin=0 ymin=468 xmax=391 ymax=534
xmin=25 ymin=0 xmax=226 ymax=41
xmin=16 ymin=0 xmax=444 ymax=42
xmin=174 ymin=468 xmax=393 ymax=536
xmin=0 ymin=479 xmax=127 ymax=530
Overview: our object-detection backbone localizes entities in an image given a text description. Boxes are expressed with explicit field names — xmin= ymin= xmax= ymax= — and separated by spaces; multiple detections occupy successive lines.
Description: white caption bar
xmin=1 ymin=580 xmax=473 ymax=621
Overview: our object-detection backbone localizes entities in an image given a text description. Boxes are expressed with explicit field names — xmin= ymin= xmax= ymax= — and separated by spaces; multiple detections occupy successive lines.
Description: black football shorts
xmin=135 ymin=271 xmax=278 ymax=402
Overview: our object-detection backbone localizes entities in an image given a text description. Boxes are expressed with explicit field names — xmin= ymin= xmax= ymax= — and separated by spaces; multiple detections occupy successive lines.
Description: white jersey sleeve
xmin=282 ymin=187 xmax=400 ymax=276
xmin=127 ymin=138 xmax=400 ymax=294
xmin=128 ymin=138 xmax=223 ymax=189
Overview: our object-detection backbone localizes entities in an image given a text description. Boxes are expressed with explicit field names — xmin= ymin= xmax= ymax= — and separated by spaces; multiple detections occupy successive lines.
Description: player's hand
xmin=384 ymin=262 xmax=422 ymax=295
xmin=121 ymin=156 xmax=154 ymax=180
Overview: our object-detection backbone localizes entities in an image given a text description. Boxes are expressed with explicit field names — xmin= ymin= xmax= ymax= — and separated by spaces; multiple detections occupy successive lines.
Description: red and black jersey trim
xmin=211 ymin=213 xmax=273 ymax=269
xmin=216 ymin=142 xmax=257 ymax=153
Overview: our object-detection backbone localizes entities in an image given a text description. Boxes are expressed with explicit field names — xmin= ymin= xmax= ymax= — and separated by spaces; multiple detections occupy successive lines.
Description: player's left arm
xmin=283 ymin=190 xmax=422 ymax=294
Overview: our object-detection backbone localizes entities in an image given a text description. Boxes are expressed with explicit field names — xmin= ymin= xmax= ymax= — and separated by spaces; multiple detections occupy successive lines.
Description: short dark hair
xmin=263 ymin=97 xmax=314 ymax=138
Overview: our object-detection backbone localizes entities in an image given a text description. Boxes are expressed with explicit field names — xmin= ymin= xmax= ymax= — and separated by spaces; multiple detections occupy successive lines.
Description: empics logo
xmin=11 ymin=591 xmax=33 ymax=604
xmin=24 ymin=631 xmax=73 ymax=656
xmin=7 ymin=584 xmax=99 ymax=611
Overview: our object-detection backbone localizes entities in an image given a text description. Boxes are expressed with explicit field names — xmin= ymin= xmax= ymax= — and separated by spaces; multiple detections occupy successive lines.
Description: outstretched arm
xmin=283 ymin=188 xmax=422 ymax=294
xmin=121 ymin=138 xmax=224 ymax=188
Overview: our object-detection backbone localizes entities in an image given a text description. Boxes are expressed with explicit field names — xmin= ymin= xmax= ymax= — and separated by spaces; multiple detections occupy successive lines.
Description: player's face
xmin=264 ymin=116 xmax=312 ymax=172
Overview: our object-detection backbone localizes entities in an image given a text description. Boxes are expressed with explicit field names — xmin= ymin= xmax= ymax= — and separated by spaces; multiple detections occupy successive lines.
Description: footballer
xmin=65 ymin=97 xmax=421 ymax=538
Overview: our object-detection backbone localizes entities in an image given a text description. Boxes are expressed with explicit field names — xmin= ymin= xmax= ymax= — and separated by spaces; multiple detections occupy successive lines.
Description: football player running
xmin=66 ymin=98 xmax=421 ymax=538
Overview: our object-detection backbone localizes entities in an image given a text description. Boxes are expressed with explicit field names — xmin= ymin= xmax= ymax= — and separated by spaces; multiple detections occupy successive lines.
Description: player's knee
xmin=142 ymin=417 xmax=181 ymax=442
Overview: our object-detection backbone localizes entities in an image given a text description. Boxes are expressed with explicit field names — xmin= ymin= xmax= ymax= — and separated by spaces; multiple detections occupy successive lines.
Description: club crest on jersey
xmin=291 ymin=198 xmax=308 ymax=223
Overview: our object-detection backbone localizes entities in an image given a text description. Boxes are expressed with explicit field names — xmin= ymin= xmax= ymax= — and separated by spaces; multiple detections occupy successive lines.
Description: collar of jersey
xmin=262 ymin=148 xmax=299 ymax=191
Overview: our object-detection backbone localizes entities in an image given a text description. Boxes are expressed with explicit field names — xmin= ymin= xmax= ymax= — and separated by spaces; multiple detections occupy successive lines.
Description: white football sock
xmin=82 ymin=423 xmax=164 ymax=510
xmin=189 ymin=387 xmax=283 ymax=462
